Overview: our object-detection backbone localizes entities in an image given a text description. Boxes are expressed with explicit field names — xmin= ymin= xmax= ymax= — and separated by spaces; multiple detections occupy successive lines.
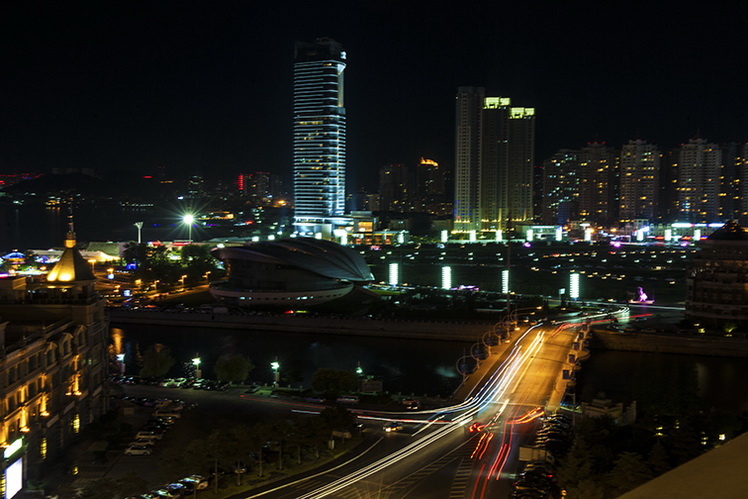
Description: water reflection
xmin=112 ymin=324 xmax=470 ymax=397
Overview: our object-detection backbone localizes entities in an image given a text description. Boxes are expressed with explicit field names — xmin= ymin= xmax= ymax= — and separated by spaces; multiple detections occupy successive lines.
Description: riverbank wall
xmin=592 ymin=328 xmax=748 ymax=358
xmin=108 ymin=309 xmax=492 ymax=342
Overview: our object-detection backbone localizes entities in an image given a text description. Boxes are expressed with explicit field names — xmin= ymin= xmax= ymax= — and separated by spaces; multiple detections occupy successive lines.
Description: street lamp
xmin=204 ymin=271 xmax=211 ymax=284
xmin=180 ymin=275 xmax=187 ymax=291
xmin=133 ymin=221 xmax=143 ymax=244
xmin=116 ymin=353 xmax=125 ymax=375
xmin=271 ymin=358 xmax=280 ymax=387
xmin=192 ymin=354 xmax=202 ymax=379
xmin=183 ymin=214 xmax=195 ymax=242
xmin=88 ymin=259 xmax=96 ymax=274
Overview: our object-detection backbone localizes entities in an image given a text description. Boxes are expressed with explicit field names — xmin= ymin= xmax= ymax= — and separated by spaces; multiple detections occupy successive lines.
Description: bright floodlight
xmin=271 ymin=361 xmax=280 ymax=371
xmin=192 ymin=356 xmax=201 ymax=366
xmin=183 ymin=214 xmax=195 ymax=224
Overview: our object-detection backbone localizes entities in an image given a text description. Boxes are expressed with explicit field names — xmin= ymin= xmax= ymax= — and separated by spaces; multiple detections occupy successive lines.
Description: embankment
xmin=108 ymin=309 xmax=491 ymax=342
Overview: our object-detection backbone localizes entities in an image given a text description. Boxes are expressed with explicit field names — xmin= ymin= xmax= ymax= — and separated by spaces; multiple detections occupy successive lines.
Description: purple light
xmin=523 ymin=242 xmax=532 ymax=248
xmin=611 ymin=241 xmax=622 ymax=248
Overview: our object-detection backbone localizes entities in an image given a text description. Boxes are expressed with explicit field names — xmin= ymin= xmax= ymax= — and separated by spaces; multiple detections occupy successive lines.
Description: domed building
xmin=209 ymin=238 xmax=375 ymax=307
xmin=686 ymin=220 xmax=748 ymax=330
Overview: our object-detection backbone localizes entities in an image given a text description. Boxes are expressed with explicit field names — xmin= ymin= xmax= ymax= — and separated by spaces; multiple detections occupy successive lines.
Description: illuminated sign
xmin=3 ymin=437 xmax=23 ymax=459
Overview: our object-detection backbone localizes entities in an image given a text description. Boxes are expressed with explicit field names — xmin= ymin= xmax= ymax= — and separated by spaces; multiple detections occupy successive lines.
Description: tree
xmin=647 ymin=440 xmax=671 ymax=476
xmin=320 ymin=405 xmax=356 ymax=432
xmin=139 ymin=343 xmax=175 ymax=378
xmin=312 ymin=368 xmax=358 ymax=396
xmin=214 ymin=354 xmax=254 ymax=384
xmin=605 ymin=451 xmax=653 ymax=497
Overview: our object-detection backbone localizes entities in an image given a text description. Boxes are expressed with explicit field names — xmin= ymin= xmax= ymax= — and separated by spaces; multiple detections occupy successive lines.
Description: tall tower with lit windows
xmin=293 ymin=38 xmax=347 ymax=235
xmin=619 ymin=139 xmax=660 ymax=222
xmin=675 ymin=138 xmax=722 ymax=223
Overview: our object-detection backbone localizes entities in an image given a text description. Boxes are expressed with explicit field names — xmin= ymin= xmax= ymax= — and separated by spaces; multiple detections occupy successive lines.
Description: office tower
xmin=455 ymin=88 xmax=535 ymax=234
xmin=542 ymin=150 xmax=579 ymax=224
xmin=293 ymin=38 xmax=347 ymax=234
xmin=378 ymin=164 xmax=410 ymax=212
xmin=619 ymin=139 xmax=660 ymax=222
xmin=578 ymin=142 xmax=616 ymax=225
xmin=675 ymin=138 xmax=722 ymax=223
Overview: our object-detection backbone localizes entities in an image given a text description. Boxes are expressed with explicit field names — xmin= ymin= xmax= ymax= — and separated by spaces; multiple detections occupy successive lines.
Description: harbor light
xmin=441 ymin=266 xmax=452 ymax=290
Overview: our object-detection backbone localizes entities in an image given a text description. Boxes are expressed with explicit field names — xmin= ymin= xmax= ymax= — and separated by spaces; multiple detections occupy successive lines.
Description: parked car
xmin=124 ymin=445 xmax=152 ymax=456
xmin=179 ymin=475 xmax=209 ymax=491
xmin=136 ymin=430 xmax=163 ymax=440
xmin=154 ymin=409 xmax=181 ymax=419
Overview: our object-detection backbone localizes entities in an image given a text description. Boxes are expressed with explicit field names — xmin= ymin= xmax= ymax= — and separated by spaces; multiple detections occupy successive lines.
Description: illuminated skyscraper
xmin=455 ymin=88 xmax=535 ymax=234
xmin=293 ymin=38 xmax=347 ymax=234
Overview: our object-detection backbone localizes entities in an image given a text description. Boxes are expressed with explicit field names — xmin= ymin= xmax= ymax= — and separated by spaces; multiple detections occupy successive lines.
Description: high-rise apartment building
xmin=578 ymin=142 xmax=616 ymax=225
xmin=720 ymin=142 xmax=744 ymax=222
xmin=542 ymin=150 xmax=579 ymax=224
xmin=454 ymin=87 xmax=485 ymax=233
xmin=414 ymin=158 xmax=448 ymax=215
xmin=454 ymin=88 xmax=535 ymax=234
xmin=378 ymin=164 xmax=409 ymax=212
xmin=238 ymin=171 xmax=281 ymax=205
xmin=293 ymin=38 xmax=347 ymax=234
xmin=619 ymin=139 xmax=660 ymax=222
xmin=675 ymin=138 xmax=722 ymax=223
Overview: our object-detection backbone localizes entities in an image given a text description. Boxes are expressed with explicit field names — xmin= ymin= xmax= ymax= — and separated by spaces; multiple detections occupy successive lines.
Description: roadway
xmin=250 ymin=316 xmax=595 ymax=498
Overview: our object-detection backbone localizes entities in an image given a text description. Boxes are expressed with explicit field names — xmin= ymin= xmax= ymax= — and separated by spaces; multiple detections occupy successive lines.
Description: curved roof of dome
xmin=707 ymin=220 xmax=748 ymax=241
xmin=212 ymin=238 xmax=375 ymax=283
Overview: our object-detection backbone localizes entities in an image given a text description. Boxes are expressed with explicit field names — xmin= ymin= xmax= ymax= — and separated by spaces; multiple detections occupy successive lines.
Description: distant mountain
xmin=2 ymin=173 xmax=105 ymax=196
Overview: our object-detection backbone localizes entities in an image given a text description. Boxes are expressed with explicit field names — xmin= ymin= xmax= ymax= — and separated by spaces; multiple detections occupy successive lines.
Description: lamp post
xmin=180 ymin=275 xmax=187 ymax=291
xmin=88 ymin=259 xmax=96 ymax=275
xmin=271 ymin=358 xmax=280 ymax=387
xmin=134 ymin=221 xmax=143 ymax=244
xmin=116 ymin=353 xmax=125 ymax=375
xmin=183 ymin=214 xmax=195 ymax=242
xmin=192 ymin=354 xmax=202 ymax=379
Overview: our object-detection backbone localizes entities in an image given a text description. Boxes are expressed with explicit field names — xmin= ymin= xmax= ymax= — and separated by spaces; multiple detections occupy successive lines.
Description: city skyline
xmin=2 ymin=2 xmax=747 ymax=192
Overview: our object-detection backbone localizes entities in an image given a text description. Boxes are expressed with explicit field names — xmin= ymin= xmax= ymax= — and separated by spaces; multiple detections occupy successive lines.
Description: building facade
xmin=686 ymin=220 xmax=748 ymax=330
xmin=293 ymin=38 xmax=347 ymax=234
xmin=0 ymin=228 xmax=108 ymax=492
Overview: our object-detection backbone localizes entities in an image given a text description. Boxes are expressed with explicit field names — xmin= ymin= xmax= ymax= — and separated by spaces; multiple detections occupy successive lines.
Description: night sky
xmin=3 ymin=1 xmax=747 ymax=191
